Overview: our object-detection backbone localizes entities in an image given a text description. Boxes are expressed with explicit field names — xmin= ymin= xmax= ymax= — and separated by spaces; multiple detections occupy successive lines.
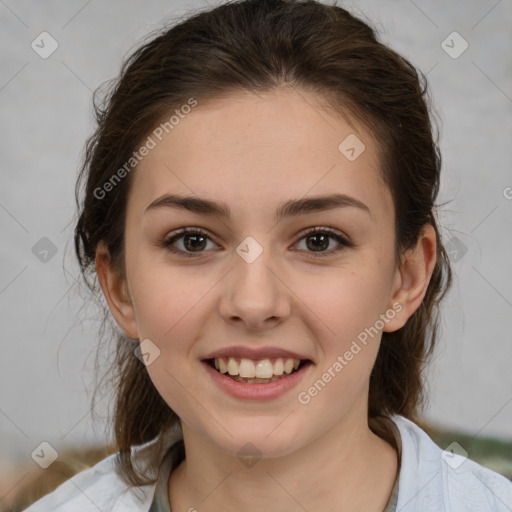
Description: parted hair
xmin=74 ymin=0 xmax=453 ymax=486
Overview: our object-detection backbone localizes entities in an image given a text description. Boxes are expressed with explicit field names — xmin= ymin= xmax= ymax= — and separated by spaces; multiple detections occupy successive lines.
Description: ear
xmin=383 ymin=223 xmax=437 ymax=332
xmin=95 ymin=241 xmax=139 ymax=339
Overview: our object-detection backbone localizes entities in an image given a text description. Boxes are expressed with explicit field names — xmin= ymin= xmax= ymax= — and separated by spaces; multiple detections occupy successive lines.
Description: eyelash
xmin=160 ymin=226 xmax=354 ymax=259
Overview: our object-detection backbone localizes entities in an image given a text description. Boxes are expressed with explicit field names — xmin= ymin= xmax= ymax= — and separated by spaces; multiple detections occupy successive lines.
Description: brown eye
xmin=161 ymin=228 xmax=218 ymax=257
xmin=161 ymin=226 xmax=354 ymax=259
xmin=182 ymin=233 xmax=208 ymax=252
xmin=295 ymin=227 xmax=354 ymax=257
xmin=305 ymin=233 xmax=330 ymax=252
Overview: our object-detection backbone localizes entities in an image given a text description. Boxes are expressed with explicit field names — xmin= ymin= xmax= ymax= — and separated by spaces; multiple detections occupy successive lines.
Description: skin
xmin=96 ymin=87 xmax=437 ymax=511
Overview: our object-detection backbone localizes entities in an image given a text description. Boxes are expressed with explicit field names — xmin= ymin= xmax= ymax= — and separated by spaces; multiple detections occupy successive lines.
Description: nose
xmin=219 ymin=246 xmax=291 ymax=331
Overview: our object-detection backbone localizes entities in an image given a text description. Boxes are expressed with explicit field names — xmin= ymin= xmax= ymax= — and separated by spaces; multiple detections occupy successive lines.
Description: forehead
xmin=130 ymin=88 xmax=393 ymax=224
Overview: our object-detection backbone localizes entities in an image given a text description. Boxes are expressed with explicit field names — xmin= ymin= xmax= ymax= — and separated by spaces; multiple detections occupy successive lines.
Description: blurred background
xmin=1 ymin=0 xmax=511 ymax=509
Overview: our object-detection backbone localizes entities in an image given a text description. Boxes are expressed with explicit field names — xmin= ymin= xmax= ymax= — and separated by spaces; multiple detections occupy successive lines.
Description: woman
xmin=24 ymin=0 xmax=512 ymax=510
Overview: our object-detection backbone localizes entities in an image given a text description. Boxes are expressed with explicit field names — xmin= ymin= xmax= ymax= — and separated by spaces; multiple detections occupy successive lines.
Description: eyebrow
xmin=144 ymin=193 xmax=371 ymax=222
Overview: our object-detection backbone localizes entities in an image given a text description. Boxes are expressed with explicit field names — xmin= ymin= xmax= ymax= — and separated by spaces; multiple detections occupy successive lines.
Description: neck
xmin=168 ymin=407 xmax=398 ymax=512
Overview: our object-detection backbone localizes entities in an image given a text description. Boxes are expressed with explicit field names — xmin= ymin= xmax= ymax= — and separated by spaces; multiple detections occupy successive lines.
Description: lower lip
xmin=202 ymin=360 xmax=313 ymax=400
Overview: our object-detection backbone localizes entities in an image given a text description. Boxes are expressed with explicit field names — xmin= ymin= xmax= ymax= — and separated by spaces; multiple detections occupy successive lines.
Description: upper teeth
xmin=214 ymin=357 xmax=301 ymax=378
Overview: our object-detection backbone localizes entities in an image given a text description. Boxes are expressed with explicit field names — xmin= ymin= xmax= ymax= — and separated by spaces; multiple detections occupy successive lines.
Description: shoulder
xmin=20 ymin=452 xmax=156 ymax=512
xmin=21 ymin=423 xmax=184 ymax=511
xmin=391 ymin=415 xmax=512 ymax=512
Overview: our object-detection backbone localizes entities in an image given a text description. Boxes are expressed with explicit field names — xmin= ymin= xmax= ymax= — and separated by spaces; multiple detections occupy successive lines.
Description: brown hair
xmin=74 ymin=0 xmax=453 ymax=487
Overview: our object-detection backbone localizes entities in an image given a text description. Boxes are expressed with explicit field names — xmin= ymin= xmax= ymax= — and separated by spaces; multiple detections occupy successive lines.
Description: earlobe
xmin=95 ymin=241 xmax=139 ymax=339
xmin=383 ymin=224 xmax=437 ymax=332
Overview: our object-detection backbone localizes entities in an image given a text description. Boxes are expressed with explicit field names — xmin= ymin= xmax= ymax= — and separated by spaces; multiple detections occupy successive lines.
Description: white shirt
xmin=22 ymin=415 xmax=512 ymax=511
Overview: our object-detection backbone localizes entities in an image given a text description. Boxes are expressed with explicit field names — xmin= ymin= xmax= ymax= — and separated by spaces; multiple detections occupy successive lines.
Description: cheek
xmin=131 ymin=270 xmax=210 ymax=419
xmin=295 ymin=273 xmax=385 ymax=416
xmin=296 ymin=266 xmax=391 ymax=350
xmin=130 ymin=264 xmax=210 ymax=347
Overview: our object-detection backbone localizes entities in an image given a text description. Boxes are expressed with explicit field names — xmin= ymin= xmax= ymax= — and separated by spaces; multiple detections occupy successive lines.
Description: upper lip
xmin=203 ymin=346 xmax=313 ymax=362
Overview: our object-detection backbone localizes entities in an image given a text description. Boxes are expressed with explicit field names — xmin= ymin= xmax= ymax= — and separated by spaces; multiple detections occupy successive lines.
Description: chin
xmin=202 ymin=418 xmax=306 ymax=460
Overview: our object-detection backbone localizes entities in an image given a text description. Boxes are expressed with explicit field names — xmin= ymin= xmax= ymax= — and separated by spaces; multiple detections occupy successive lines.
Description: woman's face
xmin=108 ymin=88 xmax=413 ymax=458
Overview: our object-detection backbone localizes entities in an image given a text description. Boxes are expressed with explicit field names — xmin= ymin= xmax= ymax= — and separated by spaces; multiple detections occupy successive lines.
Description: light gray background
xmin=1 ymin=0 xmax=511 ymax=469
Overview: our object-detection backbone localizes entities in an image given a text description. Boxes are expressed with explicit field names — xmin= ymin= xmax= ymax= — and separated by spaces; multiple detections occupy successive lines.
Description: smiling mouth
xmin=205 ymin=356 xmax=311 ymax=384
